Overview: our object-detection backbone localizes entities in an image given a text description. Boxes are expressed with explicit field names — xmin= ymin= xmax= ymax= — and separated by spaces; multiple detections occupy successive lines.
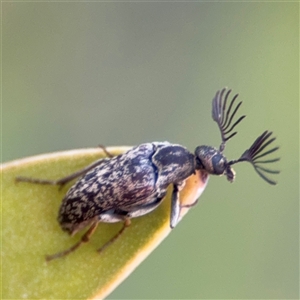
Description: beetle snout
xmin=225 ymin=165 xmax=236 ymax=182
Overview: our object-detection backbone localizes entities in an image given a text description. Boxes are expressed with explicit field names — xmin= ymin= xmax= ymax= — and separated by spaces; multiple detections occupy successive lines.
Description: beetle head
xmin=195 ymin=88 xmax=280 ymax=185
xmin=195 ymin=145 xmax=235 ymax=182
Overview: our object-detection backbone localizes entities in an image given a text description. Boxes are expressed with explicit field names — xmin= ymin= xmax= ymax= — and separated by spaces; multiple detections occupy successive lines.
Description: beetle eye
xmin=211 ymin=154 xmax=226 ymax=175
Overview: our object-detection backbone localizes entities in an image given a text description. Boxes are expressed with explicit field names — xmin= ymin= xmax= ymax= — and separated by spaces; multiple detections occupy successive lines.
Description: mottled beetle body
xmin=60 ymin=142 xmax=195 ymax=234
xmin=16 ymin=87 xmax=280 ymax=261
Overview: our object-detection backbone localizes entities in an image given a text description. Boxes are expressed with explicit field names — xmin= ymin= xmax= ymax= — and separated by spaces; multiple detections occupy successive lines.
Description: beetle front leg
xmin=170 ymin=181 xmax=194 ymax=228
xmin=170 ymin=184 xmax=181 ymax=229
xmin=180 ymin=198 xmax=199 ymax=209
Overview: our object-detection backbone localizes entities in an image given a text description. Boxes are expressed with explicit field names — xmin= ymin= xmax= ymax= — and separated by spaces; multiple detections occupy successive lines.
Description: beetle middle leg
xmin=45 ymin=220 xmax=99 ymax=262
xmin=97 ymin=218 xmax=131 ymax=253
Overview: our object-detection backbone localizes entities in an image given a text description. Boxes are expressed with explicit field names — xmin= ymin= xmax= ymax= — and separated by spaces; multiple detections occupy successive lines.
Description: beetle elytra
xmin=16 ymin=88 xmax=280 ymax=261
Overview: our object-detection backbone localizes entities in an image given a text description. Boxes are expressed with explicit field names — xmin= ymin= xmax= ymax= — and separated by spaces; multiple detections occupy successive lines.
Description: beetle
xmin=16 ymin=88 xmax=279 ymax=261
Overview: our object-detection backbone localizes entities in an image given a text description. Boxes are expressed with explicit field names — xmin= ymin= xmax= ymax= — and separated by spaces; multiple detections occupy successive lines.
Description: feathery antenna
xmin=212 ymin=88 xmax=246 ymax=152
xmin=229 ymin=131 xmax=280 ymax=185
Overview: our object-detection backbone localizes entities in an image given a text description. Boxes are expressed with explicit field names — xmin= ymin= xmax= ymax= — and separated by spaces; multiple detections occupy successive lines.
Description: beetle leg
xmin=45 ymin=220 xmax=99 ymax=262
xmin=97 ymin=218 xmax=131 ymax=253
xmin=98 ymin=144 xmax=114 ymax=158
xmin=180 ymin=198 xmax=199 ymax=208
xmin=15 ymin=158 xmax=108 ymax=188
xmin=170 ymin=184 xmax=180 ymax=229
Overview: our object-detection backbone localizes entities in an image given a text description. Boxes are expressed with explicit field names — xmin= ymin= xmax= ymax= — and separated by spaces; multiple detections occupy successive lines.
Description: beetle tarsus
xmin=16 ymin=176 xmax=60 ymax=185
xmin=180 ymin=198 xmax=199 ymax=209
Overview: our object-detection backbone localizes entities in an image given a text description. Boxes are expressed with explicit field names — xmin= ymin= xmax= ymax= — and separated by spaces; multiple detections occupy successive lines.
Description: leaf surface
xmin=2 ymin=147 xmax=208 ymax=299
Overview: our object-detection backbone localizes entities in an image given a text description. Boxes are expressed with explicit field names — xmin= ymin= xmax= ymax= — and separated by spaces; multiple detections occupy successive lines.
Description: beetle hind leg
xmin=15 ymin=157 xmax=108 ymax=188
xmin=97 ymin=218 xmax=131 ymax=253
xmin=45 ymin=220 xmax=99 ymax=262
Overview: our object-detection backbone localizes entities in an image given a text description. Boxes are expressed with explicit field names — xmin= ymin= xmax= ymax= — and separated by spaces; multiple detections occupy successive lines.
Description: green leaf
xmin=2 ymin=147 xmax=208 ymax=299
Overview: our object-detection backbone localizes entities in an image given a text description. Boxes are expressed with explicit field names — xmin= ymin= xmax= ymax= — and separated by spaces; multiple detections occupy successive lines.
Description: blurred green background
xmin=2 ymin=2 xmax=298 ymax=299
